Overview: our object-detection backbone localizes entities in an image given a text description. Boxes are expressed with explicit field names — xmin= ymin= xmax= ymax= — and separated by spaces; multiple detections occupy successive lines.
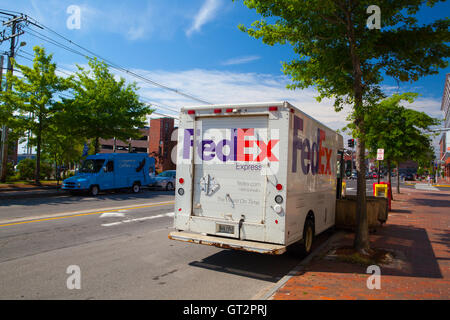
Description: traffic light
xmin=348 ymin=139 xmax=355 ymax=148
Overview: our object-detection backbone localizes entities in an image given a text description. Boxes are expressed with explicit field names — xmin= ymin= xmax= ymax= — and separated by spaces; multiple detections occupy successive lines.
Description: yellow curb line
xmin=0 ymin=201 xmax=175 ymax=228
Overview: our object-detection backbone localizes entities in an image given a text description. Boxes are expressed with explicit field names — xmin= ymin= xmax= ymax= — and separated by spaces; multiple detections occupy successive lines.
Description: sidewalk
xmin=0 ymin=184 xmax=62 ymax=200
xmin=272 ymin=188 xmax=450 ymax=300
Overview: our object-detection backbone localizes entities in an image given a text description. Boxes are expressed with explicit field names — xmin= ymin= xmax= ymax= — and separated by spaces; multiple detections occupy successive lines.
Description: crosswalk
xmin=414 ymin=183 xmax=440 ymax=191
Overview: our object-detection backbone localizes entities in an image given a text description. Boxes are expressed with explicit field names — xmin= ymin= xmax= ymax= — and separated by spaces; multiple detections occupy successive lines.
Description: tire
xmin=166 ymin=182 xmax=174 ymax=191
xmin=132 ymin=183 xmax=140 ymax=193
xmin=90 ymin=185 xmax=99 ymax=196
xmin=286 ymin=218 xmax=315 ymax=257
xmin=301 ymin=219 xmax=315 ymax=255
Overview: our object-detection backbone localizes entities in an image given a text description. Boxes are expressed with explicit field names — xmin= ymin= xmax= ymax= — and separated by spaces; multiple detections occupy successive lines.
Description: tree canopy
xmin=1 ymin=46 xmax=72 ymax=183
xmin=237 ymin=0 xmax=449 ymax=251
xmin=69 ymin=58 xmax=153 ymax=153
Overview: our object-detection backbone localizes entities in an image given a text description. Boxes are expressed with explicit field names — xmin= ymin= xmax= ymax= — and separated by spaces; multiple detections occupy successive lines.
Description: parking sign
xmin=377 ymin=149 xmax=384 ymax=161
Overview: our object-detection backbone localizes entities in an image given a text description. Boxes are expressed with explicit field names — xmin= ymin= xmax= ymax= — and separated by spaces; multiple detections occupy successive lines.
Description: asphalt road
xmin=0 ymin=190 xmax=305 ymax=300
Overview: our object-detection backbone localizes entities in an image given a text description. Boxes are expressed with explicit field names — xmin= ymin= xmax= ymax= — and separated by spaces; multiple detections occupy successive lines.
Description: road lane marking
xmin=99 ymin=212 xmax=126 ymax=218
xmin=101 ymin=212 xmax=174 ymax=227
xmin=0 ymin=201 xmax=175 ymax=228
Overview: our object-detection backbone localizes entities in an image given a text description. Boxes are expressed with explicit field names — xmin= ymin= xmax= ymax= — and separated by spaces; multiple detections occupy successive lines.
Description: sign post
xmin=377 ymin=149 xmax=384 ymax=184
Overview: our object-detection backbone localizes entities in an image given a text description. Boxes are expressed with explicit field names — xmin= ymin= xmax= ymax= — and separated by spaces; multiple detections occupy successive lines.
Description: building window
xmin=134 ymin=147 xmax=148 ymax=153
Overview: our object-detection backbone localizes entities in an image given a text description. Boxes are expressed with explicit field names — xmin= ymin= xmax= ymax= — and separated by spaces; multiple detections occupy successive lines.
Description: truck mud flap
xmin=168 ymin=231 xmax=286 ymax=255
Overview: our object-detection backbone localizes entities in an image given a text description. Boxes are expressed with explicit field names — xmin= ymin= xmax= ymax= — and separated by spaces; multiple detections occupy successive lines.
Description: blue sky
xmin=0 ymin=0 xmax=449 ymax=152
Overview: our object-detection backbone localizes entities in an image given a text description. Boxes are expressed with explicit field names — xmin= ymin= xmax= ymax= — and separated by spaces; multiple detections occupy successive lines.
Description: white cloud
xmin=221 ymin=55 xmax=261 ymax=66
xmin=186 ymin=0 xmax=222 ymax=37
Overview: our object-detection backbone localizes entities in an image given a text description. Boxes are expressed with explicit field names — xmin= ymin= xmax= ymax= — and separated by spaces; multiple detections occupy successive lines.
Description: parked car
xmin=371 ymin=172 xmax=378 ymax=179
xmin=405 ymin=173 xmax=415 ymax=181
xmin=149 ymin=170 xmax=176 ymax=190
xmin=350 ymin=172 xmax=358 ymax=180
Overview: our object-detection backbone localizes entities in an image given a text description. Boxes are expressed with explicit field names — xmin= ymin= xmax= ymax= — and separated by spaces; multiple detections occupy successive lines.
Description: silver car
xmin=149 ymin=170 xmax=176 ymax=191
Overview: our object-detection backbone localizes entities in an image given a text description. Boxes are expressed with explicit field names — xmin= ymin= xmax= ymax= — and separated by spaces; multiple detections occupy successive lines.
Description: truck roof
xmin=181 ymin=101 xmax=342 ymax=138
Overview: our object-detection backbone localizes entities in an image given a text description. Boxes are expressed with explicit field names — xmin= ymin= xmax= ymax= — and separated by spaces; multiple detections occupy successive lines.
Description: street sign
xmin=377 ymin=148 xmax=384 ymax=161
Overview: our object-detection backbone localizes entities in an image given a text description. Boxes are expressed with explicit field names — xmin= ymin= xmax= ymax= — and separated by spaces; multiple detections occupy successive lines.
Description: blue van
xmin=62 ymin=153 xmax=155 ymax=196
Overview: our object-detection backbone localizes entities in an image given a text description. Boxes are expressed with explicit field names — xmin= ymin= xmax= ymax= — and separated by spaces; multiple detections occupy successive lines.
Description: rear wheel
xmin=132 ymin=183 xmax=140 ymax=193
xmin=90 ymin=185 xmax=99 ymax=196
xmin=301 ymin=219 xmax=315 ymax=255
xmin=286 ymin=218 xmax=315 ymax=257
xmin=166 ymin=182 xmax=174 ymax=191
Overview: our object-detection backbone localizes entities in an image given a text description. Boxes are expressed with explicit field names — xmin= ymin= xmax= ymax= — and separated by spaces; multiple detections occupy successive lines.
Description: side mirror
xmin=103 ymin=167 xmax=107 ymax=173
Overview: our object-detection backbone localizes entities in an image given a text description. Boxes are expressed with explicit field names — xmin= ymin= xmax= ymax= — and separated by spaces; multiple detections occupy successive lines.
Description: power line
xmin=21 ymin=16 xmax=212 ymax=105
xmin=12 ymin=52 xmax=180 ymax=117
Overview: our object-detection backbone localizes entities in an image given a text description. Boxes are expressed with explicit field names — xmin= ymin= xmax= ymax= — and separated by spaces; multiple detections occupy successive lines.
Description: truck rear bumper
xmin=168 ymin=231 xmax=286 ymax=255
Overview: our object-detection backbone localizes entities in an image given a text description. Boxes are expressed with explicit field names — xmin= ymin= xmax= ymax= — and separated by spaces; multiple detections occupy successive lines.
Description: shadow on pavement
xmin=0 ymin=189 xmax=174 ymax=207
xmin=412 ymin=198 xmax=450 ymax=208
xmin=188 ymin=229 xmax=334 ymax=283
xmin=303 ymin=224 xmax=443 ymax=279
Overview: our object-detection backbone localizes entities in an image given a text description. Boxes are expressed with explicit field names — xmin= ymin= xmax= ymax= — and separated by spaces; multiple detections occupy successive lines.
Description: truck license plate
xmin=217 ymin=224 xmax=235 ymax=235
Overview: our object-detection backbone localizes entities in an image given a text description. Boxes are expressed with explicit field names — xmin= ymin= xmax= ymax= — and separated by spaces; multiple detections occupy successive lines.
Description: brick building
xmin=440 ymin=73 xmax=450 ymax=182
xmin=148 ymin=117 xmax=176 ymax=172
xmin=99 ymin=127 xmax=149 ymax=154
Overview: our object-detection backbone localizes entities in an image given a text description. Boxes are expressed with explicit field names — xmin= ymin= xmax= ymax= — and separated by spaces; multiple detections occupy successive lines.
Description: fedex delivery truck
xmin=62 ymin=153 xmax=155 ymax=196
xmin=169 ymin=101 xmax=344 ymax=255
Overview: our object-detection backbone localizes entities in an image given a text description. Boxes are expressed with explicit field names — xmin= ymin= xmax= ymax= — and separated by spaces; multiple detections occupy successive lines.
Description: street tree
xmin=42 ymin=103 xmax=84 ymax=185
xmin=70 ymin=58 xmax=152 ymax=153
xmin=346 ymin=92 xmax=439 ymax=196
xmin=0 ymin=46 xmax=72 ymax=184
xmin=237 ymin=0 xmax=449 ymax=252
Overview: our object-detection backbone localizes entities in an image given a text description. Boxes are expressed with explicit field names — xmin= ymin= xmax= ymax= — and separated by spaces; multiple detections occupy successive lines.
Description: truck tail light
xmin=269 ymin=106 xmax=278 ymax=112
xmin=276 ymin=184 xmax=283 ymax=191
xmin=214 ymin=109 xmax=221 ymax=114
xmin=187 ymin=110 xmax=195 ymax=115
xmin=225 ymin=108 xmax=233 ymax=113
xmin=179 ymin=178 xmax=184 ymax=184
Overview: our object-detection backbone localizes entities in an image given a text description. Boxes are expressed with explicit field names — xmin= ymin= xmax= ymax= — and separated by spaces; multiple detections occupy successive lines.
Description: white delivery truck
xmin=169 ymin=101 xmax=344 ymax=255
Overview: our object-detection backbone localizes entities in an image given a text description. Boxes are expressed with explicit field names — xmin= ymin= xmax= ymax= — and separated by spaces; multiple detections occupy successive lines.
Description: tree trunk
xmin=396 ymin=162 xmax=401 ymax=194
xmin=387 ymin=159 xmax=393 ymax=201
xmin=94 ymin=137 xmax=100 ymax=154
xmin=0 ymin=130 xmax=8 ymax=182
xmin=354 ymin=129 xmax=369 ymax=252
xmin=345 ymin=13 xmax=369 ymax=252
xmin=35 ymin=121 xmax=42 ymax=185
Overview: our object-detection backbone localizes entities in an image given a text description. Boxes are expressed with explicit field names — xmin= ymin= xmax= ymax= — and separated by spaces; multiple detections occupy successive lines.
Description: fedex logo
xmin=182 ymin=128 xmax=279 ymax=162
xmin=292 ymin=115 xmax=333 ymax=175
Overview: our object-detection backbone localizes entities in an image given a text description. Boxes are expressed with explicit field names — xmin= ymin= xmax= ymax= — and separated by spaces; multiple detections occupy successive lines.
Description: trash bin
xmin=373 ymin=182 xmax=391 ymax=212
xmin=378 ymin=181 xmax=392 ymax=211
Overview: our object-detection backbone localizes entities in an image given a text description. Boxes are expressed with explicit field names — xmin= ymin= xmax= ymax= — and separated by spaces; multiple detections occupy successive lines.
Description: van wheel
xmin=90 ymin=185 xmax=99 ymax=196
xmin=166 ymin=182 xmax=174 ymax=191
xmin=301 ymin=219 xmax=315 ymax=255
xmin=132 ymin=183 xmax=140 ymax=193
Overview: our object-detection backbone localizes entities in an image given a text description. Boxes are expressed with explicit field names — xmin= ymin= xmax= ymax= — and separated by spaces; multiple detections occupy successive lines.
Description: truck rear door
xmin=192 ymin=116 xmax=269 ymax=227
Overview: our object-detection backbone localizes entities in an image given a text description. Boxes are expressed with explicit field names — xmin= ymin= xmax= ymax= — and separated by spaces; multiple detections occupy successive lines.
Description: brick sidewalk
xmin=272 ymin=188 xmax=450 ymax=300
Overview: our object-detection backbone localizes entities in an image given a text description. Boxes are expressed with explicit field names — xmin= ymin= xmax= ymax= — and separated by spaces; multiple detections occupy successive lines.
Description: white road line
xmin=99 ymin=212 xmax=126 ymax=218
xmin=415 ymin=184 xmax=439 ymax=191
xmin=101 ymin=212 xmax=174 ymax=227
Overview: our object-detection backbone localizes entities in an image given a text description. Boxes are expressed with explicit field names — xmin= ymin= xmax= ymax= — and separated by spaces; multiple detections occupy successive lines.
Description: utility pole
xmin=0 ymin=14 xmax=20 ymax=182
xmin=0 ymin=12 xmax=41 ymax=181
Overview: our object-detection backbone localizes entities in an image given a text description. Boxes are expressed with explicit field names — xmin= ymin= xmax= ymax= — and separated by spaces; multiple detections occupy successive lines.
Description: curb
xmin=252 ymin=230 xmax=345 ymax=300
xmin=0 ymin=189 xmax=65 ymax=200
